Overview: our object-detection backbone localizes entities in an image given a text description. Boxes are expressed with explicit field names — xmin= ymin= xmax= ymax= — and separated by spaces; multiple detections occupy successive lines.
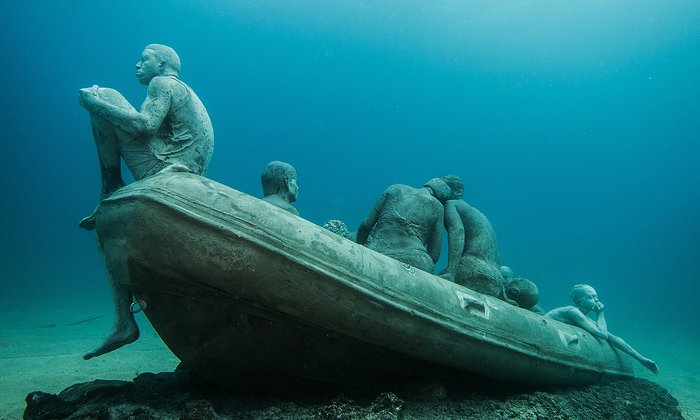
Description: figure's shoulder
xmin=149 ymin=75 xmax=171 ymax=85
xmin=431 ymin=195 xmax=445 ymax=211
xmin=559 ymin=305 xmax=579 ymax=312
xmin=452 ymin=199 xmax=478 ymax=214
xmin=383 ymin=184 xmax=409 ymax=195
xmin=445 ymin=200 xmax=470 ymax=218
xmin=446 ymin=199 xmax=465 ymax=210
xmin=545 ymin=305 xmax=577 ymax=320
xmin=148 ymin=75 xmax=183 ymax=91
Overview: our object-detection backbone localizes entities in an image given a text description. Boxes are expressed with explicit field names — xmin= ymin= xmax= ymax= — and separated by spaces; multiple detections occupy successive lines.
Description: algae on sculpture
xmin=78 ymin=44 xmax=214 ymax=359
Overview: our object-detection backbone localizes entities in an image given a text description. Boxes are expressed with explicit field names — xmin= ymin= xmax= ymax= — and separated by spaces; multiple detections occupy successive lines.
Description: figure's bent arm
xmin=595 ymin=307 xmax=608 ymax=336
xmin=427 ymin=204 xmax=444 ymax=264
xmin=356 ymin=190 xmax=388 ymax=245
xmin=569 ymin=309 xmax=608 ymax=339
xmin=136 ymin=79 xmax=175 ymax=134
xmin=443 ymin=201 xmax=465 ymax=276
xmin=607 ymin=333 xmax=659 ymax=373
xmin=90 ymin=78 xmax=173 ymax=137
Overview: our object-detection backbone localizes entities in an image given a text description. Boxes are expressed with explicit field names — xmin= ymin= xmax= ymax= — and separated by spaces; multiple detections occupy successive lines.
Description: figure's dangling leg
xmin=84 ymin=241 xmax=139 ymax=359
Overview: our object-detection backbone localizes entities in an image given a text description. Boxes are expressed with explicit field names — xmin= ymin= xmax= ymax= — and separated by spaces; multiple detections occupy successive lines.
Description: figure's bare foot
xmin=78 ymin=209 xmax=98 ymax=231
xmin=642 ymin=358 xmax=659 ymax=374
xmin=83 ymin=321 xmax=140 ymax=360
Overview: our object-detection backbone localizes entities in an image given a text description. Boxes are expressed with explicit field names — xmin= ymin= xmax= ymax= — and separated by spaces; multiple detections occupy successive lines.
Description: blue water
xmin=1 ymin=1 xmax=699 ymax=336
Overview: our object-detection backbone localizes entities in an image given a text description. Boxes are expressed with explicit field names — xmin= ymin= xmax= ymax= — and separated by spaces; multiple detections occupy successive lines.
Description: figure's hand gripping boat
xmin=96 ymin=172 xmax=633 ymax=387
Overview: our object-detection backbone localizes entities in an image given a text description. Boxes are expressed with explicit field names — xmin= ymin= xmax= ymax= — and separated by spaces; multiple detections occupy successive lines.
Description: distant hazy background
xmin=1 ymin=1 xmax=698 ymax=331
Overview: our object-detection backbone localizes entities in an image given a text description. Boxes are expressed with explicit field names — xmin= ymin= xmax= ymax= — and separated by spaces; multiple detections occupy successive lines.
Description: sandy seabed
xmin=0 ymin=300 xmax=697 ymax=419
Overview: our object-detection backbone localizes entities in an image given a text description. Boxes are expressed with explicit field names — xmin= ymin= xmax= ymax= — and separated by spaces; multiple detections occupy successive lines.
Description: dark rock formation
xmin=24 ymin=365 xmax=682 ymax=419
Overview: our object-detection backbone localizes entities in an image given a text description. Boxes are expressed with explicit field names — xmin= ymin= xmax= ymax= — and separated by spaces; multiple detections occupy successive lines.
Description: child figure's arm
xmin=593 ymin=302 xmax=608 ymax=337
xmin=568 ymin=307 xmax=609 ymax=339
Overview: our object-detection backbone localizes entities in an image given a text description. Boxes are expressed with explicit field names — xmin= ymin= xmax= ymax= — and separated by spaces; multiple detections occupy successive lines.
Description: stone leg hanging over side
xmin=83 ymin=239 xmax=139 ymax=360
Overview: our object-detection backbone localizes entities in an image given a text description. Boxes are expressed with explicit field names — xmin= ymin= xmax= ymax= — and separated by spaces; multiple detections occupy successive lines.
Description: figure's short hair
xmin=440 ymin=175 xmax=464 ymax=200
xmin=145 ymin=44 xmax=181 ymax=74
xmin=261 ymin=161 xmax=297 ymax=196
xmin=570 ymin=284 xmax=595 ymax=303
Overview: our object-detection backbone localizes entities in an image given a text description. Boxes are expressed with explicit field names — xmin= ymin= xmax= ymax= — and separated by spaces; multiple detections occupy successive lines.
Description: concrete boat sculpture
xmin=95 ymin=172 xmax=634 ymax=388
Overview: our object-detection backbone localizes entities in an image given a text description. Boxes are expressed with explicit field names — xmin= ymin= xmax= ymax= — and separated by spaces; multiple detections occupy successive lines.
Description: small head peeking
xmin=261 ymin=161 xmax=299 ymax=215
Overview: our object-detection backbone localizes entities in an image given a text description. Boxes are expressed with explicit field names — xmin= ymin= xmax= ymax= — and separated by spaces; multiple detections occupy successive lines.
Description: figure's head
xmin=424 ymin=177 xmax=453 ymax=203
xmin=440 ymin=175 xmax=464 ymax=200
xmin=569 ymin=284 xmax=599 ymax=313
xmin=504 ymin=278 xmax=539 ymax=309
xmin=261 ymin=161 xmax=298 ymax=202
xmin=136 ymin=44 xmax=181 ymax=84
xmin=500 ymin=265 xmax=514 ymax=280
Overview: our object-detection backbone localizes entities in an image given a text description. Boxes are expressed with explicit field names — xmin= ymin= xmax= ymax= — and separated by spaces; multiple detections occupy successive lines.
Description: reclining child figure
xmin=546 ymin=284 xmax=659 ymax=373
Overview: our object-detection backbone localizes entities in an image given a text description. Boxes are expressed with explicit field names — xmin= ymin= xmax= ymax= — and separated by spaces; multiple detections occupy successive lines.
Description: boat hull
xmin=96 ymin=172 xmax=633 ymax=387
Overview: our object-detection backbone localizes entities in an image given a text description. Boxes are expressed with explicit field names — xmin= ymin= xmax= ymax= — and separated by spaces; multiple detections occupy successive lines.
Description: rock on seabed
xmin=24 ymin=365 xmax=682 ymax=420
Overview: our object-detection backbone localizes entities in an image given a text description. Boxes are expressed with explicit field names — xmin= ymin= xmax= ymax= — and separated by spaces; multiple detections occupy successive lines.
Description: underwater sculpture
xmin=504 ymin=277 xmax=544 ymax=314
xmin=260 ymin=161 xmax=299 ymax=215
xmin=500 ymin=266 xmax=544 ymax=314
xmin=78 ymin=44 xmax=214 ymax=360
xmin=92 ymin=172 xmax=639 ymax=387
xmin=546 ymin=284 xmax=659 ymax=373
xmin=356 ymin=178 xmax=452 ymax=274
xmin=439 ymin=176 xmax=513 ymax=303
